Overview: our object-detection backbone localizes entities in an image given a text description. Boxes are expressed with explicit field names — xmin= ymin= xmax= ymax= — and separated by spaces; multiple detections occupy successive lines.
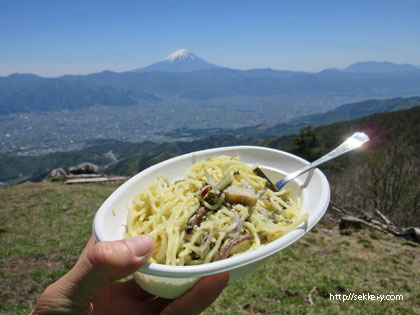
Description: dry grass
xmin=0 ymin=181 xmax=120 ymax=313
xmin=204 ymin=221 xmax=420 ymax=314
xmin=1 ymin=181 xmax=419 ymax=314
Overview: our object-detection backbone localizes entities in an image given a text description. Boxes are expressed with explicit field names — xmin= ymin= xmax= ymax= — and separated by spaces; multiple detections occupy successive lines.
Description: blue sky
xmin=1 ymin=0 xmax=419 ymax=77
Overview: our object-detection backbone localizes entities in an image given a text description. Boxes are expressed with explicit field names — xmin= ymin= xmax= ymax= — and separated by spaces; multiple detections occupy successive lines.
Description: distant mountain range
xmin=134 ymin=50 xmax=420 ymax=74
xmin=1 ymin=50 xmax=420 ymax=117
xmin=341 ymin=61 xmax=420 ymax=73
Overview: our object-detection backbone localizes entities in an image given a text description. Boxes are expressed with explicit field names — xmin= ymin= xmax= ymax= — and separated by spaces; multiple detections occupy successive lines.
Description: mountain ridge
xmin=343 ymin=61 xmax=419 ymax=73
xmin=3 ymin=52 xmax=420 ymax=78
xmin=2 ymin=65 xmax=420 ymax=116
xmin=132 ymin=49 xmax=222 ymax=73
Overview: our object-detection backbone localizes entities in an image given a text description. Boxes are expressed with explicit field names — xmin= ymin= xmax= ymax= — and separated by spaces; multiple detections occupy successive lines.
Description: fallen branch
xmin=307 ymin=286 xmax=316 ymax=305
xmin=332 ymin=200 xmax=403 ymax=236
xmin=351 ymin=204 xmax=373 ymax=220
xmin=358 ymin=217 xmax=400 ymax=235
xmin=374 ymin=208 xmax=394 ymax=226
xmin=329 ymin=201 xmax=353 ymax=216
xmin=65 ymin=174 xmax=103 ymax=179
xmin=339 ymin=215 xmax=402 ymax=236
xmin=65 ymin=176 xmax=127 ymax=184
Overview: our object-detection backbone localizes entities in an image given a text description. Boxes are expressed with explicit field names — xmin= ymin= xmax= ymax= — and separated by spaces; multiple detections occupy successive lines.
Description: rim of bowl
xmin=93 ymin=145 xmax=330 ymax=278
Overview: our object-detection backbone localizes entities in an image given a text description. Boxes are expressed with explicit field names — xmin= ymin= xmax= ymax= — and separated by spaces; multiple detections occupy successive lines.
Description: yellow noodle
xmin=125 ymin=155 xmax=306 ymax=266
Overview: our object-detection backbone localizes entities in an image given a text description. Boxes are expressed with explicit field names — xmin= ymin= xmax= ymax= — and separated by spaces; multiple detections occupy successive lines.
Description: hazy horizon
xmin=1 ymin=0 xmax=420 ymax=77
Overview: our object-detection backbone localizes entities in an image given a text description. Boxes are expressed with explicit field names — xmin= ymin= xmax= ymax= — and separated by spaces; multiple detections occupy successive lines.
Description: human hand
xmin=32 ymin=235 xmax=229 ymax=314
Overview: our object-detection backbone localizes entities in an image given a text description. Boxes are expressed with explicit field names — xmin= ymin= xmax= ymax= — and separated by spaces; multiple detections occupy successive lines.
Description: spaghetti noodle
xmin=125 ymin=155 xmax=307 ymax=265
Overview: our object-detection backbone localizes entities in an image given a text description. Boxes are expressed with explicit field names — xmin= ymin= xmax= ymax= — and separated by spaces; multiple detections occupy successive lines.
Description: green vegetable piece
xmin=215 ymin=175 xmax=233 ymax=192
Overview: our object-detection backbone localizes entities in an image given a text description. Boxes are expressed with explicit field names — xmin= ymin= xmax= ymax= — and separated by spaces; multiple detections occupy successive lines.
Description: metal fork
xmin=275 ymin=132 xmax=370 ymax=190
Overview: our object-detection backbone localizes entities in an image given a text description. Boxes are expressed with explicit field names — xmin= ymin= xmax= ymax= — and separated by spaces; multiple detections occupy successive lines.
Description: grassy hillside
xmin=0 ymin=181 xmax=419 ymax=314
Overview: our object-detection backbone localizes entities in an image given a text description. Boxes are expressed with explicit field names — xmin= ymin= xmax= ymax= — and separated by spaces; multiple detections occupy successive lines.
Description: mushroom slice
xmin=224 ymin=185 xmax=258 ymax=206
xmin=214 ymin=234 xmax=254 ymax=261
xmin=186 ymin=207 xmax=207 ymax=233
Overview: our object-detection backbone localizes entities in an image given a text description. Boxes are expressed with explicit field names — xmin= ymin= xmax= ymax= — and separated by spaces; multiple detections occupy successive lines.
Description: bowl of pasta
xmin=93 ymin=146 xmax=330 ymax=298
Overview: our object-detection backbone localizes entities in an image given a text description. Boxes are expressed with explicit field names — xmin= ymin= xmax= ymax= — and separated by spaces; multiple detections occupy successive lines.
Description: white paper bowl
xmin=93 ymin=146 xmax=330 ymax=298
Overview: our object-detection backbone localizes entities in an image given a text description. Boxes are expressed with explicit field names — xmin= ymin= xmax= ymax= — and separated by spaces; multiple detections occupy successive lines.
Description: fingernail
xmin=125 ymin=235 xmax=153 ymax=258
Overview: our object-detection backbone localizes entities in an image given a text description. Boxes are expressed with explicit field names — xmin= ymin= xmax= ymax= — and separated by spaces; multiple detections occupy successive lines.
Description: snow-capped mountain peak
xmin=133 ymin=49 xmax=221 ymax=73
xmin=162 ymin=49 xmax=196 ymax=62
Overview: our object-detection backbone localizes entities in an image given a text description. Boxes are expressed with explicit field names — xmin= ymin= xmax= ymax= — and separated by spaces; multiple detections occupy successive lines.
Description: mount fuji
xmin=133 ymin=49 xmax=222 ymax=73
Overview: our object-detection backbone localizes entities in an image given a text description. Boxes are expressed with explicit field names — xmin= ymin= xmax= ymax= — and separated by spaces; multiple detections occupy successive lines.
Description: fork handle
xmin=275 ymin=132 xmax=369 ymax=190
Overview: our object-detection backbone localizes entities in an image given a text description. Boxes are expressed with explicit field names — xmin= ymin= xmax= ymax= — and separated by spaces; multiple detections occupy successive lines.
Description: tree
xmin=291 ymin=126 xmax=324 ymax=161
xmin=365 ymin=135 xmax=420 ymax=226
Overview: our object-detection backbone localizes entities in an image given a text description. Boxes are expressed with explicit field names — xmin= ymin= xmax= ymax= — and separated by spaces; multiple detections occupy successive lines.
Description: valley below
xmin=0 ymin=96 xmax=345 ymax=156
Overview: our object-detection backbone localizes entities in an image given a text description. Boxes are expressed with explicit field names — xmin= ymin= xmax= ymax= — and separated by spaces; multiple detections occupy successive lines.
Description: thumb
xmin=66 ymin=235 xmax=154 ymax=305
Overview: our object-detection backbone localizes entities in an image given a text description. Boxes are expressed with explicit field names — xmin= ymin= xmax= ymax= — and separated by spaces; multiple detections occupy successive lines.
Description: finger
xmin=110 ymin=280 xmax=173 ymax=312
xmin=161 ymin=272 xmax=229 ymax=315
xmin=90 ymin=279 xmax=171 ymax=315
xmin=114 ymin=278 xmax=157 ymax=301
xmin=64 ymin=234 xmax=154 ymax=305
xmin=78 ymin=234 xmax=97 ymax=260
xmin=143 ymin=297 xmax=173 ymax=313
